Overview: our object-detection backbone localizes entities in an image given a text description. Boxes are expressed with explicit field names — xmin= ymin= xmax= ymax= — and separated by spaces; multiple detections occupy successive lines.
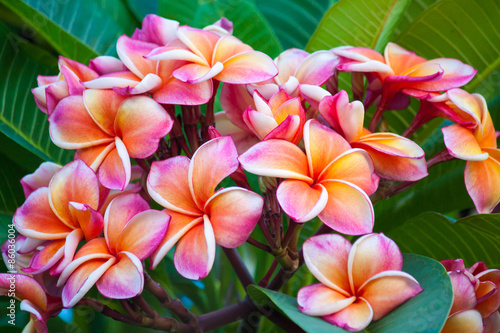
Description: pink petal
xmin=114 ymin=73 xmax=163 ymax=95
xmin=298 ymin=283 xmax=355 ymax=316
xmin=348 ymin=233 xmax=403 ymax=293
xmin=275 ymin=48 xmax=309 ymax=85
xmin=214 ymin=112 xmax=259 ymax=154
xmin=475 ymin=269 xmax=500 ymax=318
xmin=484 ymin=311 xmax=500 ymax=333
xmin=413 ymin=58 xmax=476 ymax=92
xmin=75 ymin=142 xmax=116 ymax=171
xmin=174 ymin=62 xmax=223 ymax=84
xmin=133 ymin=14 xmax=179 ymax=45
xmin=189 ymin=136 xmax=239 ymax=208
xmin=465 ymin=152 xmax=500 ymax=214
xmin=318 ymin=180 xmax=374 ymax=236
xmin=149 ymin=211 xmax=203 ymax=269
xmin=264 ymin=114 xmax=303 ymax=144
xmin=83 ymin=71 xmax=141 ymax=90
xmin=441 ymin=310 xmax=484 ymax=333
xmin=220 ymin=83 xmax=255 ymax=132
xmin=51 ymin=229 xmax=85 ymax=275
xmin=215 ymin=51 xmax=278 ymax=84
xmin=448 ymin=271 xmax=478 ymax=315
xmin=68 ymin=202 xmax=104 ymax=241
xmin=49 ymin=96 xmax=114 ymax=149
xmin=238 ymin=139 xmax=312 ymax=183
xmin=212 ymin=35 xmax=253 ymax=64
xmin=23 ymin=240 xmax=65 ymax=274
xmin=358 ymin=271 xmax=423 ymax=320
xmin=205 ymin=188 xmax=263 ymax=247
xmin=96 ymin=251 xmax=143 ymax=299
xmin=277 ymin=180 xmax=328 ymax=222
xmin=442 ymin=125 xmax=488 ymax=161
xmin=177 ymin=26 xmax=219 ymax=63
xmin=0 ymin=274 xmax=47 ymax=310
xmin=302 ymin=234 xmax=352 ymax=296
xmin=243 ymin=108 xmax=278 ymax=140
xmin=294 ymin=50 xmax=338 ymax=86
xmin=116 ymin=35 xmax=157 ymax=78
xmin=304 ymin=119 xmax=351 ymax=180
xmin=174 ymin=216 xmax=216 ymax=280
xmin=98 ymin=138 xmax=131 ymax=191
xmin=153 ymin=76 xmax=213 ymax=105
xmin=89 ymin=56 xmax=125 ymax=75
xmin=21 ymin=162 xmax=62 ymax=198
xmin=384 ymin=43 xmax=427 ymax=76
xmin=82 ymin=89 xmax=127 ymax=136
xmin=322 ymin=298 xmax=373 ymax=332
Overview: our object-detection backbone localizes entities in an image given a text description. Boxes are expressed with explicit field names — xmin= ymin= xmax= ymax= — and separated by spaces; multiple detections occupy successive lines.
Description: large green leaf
xmin=254 ymin=0 xmax=331 ymax=50
xmin=0 ymin=0 xmax=125 ymax=63
xmin=0 ymin=24 xmax=73 ymax=165
xmin=0 ymin=152 xmax=29 ymax=215
xmin=92 ymin=0 xmax=140 ymax=34
xmin=388 ymin=213 xmax=500 ymax=269
xmin=124 ymin=0 xmax=158 ymax=22
xmin=306 ymin=0 xmax=411 ymax=53
xmin=247 ymin=254 xmax=452 ymax=333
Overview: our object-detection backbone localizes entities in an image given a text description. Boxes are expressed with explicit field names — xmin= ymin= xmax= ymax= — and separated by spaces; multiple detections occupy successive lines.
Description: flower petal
xmin=21 ymin=162 xmax=62 ymax=199
xmin=348 ymin=233 xmax=403 ymax=293
xmin=475 ymin=269 xmax=500 ymax=318
xmin=318 ymin=180 xmax=374 ymax=236
xmin=152 ymin=76 xmax=213 ymax=105
xmin=442 ymin=125 xmax=488 ymax=161
xmin=298 ymin=283 xmax=355 ymax=316
xmin=277 ymin=180 xmax=328 ymax=222
xmin=174 ymin=216 xmax=216 ymax=280
xmin=0 ymin=274 xmax=47 ymax=310
xmin=214 ymin=111 xmax=259 ymax=154
xmin=98 ymin=138 xmax=131 ymax=191
xmin=239 ymin=139 xmax=312 ymax=182
xmin=133 ymin=14 xmax=179 ymax=45
xmin=322 ymin=298 xmax=374 ymax=332
xmin=302 ymin=234 xmax=352 ymax=296
xmin=216 ymin=51 xmax=278 ymax=84
xmin=294 ymin=50 xmax=338 ymax=86
xmin=448 ymin=271 xmax=478 ymax=315
xmin=441 ymin=310 xmax=484 ymax=333
xmin=23 ymin=240 xmax=65 ymax=274
xmin=51 ymin=229 xmax=85 ymax=275
xmin=68 ymin=202 xmax=104 ymax=241
xmin=82 ymin=89 xmax=127 ymax=136
xmin=358 ymin=271 xmax=423 ymax=320
xmin=88 ymin=56 xmax=125 ymax=75
xmin=465 ymin=153 xmax=500 ymax=214
xmin=189 ymin=136 xmax=239 ymax=208
xmin=116 ymin=35 xmax=157 ymax=78
xmin=96 ymin=251 xmax=143 ymax=299
xmin=204 ymin=187 xmax=263 ymax=247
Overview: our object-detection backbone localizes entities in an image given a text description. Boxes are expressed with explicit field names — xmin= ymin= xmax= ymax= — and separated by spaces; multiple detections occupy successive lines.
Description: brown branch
xmin=246 ymin=237 xmax=272 ymax=253
xmin=222 ymin=247 xmax=255 ymax=289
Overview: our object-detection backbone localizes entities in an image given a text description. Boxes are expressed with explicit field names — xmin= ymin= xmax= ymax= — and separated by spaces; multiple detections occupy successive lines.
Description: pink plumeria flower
xmin=319 ymin=90 xmax=428 ymax=181
xmin=147 ymin=136 xmax=264 ymax=279
xmin=57 ymin=193 xmax=170 ymax=307
xmin=0 ymin=274 xmax=62 ymax=333
xmin=32 ymin=57 xmax=98 ymax=114
xmin=333 ymin=43 xmax=476 ymax=110
xmin=441 ymin=93 xmax=500 ymax=213
xmin=239 ymin=119 xmax=379 ymax=235
xmin=247 ymin=48 xmax=338 ymax=100
xmin=14 ymin=160 xmax=104 ymax=275
xmin=440 ymin=259 xmax=500 ymax=333
xmin=298 ymin=233 xmax=423 ymax=331
xmin=48 ymin=89 xmax=173 ymax=190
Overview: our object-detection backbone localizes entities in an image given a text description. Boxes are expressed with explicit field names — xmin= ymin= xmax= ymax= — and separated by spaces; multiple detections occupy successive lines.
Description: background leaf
xmin=388 ymin=213 xmax=500 ymax=269
xmin=247 ymin=254 xmax=452 ymax=333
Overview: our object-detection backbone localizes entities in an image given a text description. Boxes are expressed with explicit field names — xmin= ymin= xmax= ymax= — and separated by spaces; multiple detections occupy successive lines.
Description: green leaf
xmin=124 ymin=0 xmax=158 ymax=22
xmin=388 ymin=212 xmax=500 ymax=269
xmin=0 ymin=0 xmax=125 ymax=63
xmin=0 ymin=24 xmax=74 ymax=165
xmin=393 ymin=0 xmax=439 ymax=37
xmin=247 ymin=254 xmax=452 ymax=333
xmin=306 ymin=0 xmax=411 ymax=53
xmin=92 ymin=0 xmax=140 ymax=34
xmin=157 ymin=0 xmax=198 ymax=25
xmin=254 ymin=0 xmax=331 ymax=50
xmin=0 ymin=152 xmax=29 ymax=215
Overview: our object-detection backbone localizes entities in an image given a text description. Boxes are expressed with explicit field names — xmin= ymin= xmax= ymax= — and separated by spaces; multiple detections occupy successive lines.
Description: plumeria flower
xmin=32 ymin=57 xmax=98 ymax=114
xmin=247 ymin=48 xmax=338 ymax=100
xmin=147 ymin=136 xmax=264 ymax=279
xmin=440 ymin=259 xmax=500 ymax=333
xmin=298 ymin=233 xmax=422 ymax=331
xmin=57 ymin=193 xmax=170 ymax=307
xmin=14 ymin=160 xmax=104 ymax=275
xmin=0 ymin=274 xmax=62 ymax=333
xmin=239 ymin=119 xmax=379 ymax=235
xmin=441 ymin=93 xmax=500 ymax=213
xmin=319 ymin=90 xmax=428 ymax=181
xmin=48 ymin=89 xmax=173 ymax=190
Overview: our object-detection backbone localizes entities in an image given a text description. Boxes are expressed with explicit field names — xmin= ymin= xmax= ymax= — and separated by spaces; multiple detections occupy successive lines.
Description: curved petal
xmin=51 ymin=229 xmax=85 ymax=275
xmin=318 ymin=149 xmax=379 ymax=195
xmin=214 ymin=112 xmax=259 ymax=154
xmin=204 ymin=187 xmax=263 ymax=248
xmin=220 ymin=82 xmax=255 ymax=131
xmin=484 ymin=311 xmax=500 ymax=333
xmin=21 ymin=162 xmax=62 ymax=199
xmin=212 ymin=35 xmax=253 ymax=64
xmin=294 ymin=50 xmax=338 ymax=86
xmin=322 ymin=298 xmax=374 ymax=332
xmin=358 ymin=271 xmax=423 ymax=320
xmin=216 ymin=51 xmax=278 ymax=84
xmin=447 ymin=271 xmax=478 ymax=315
xmin=116 ymin=35 xmax=157 ymax=78
xmin=411 ymin=58 xmax=476 ymax=92
xmin=96 ymin=251 xmax=143 ymax=299
xmin=153 ymin=76 xmax=213 ymax=105
xmin=441 ymin=310 xmax=484 ymax=333
xmin=189 ymin=136 xmax=239 ymax=208
xmin=476 ymin=269 xmax=500 ymax=318
xmin=148 ymin=157 xmax=201 ymax=215
xmin=465 ymin=156 xmax=500 ymax=214
xmin=302 ymin=234 xmax=352 ymax=296
xmin=23 ymin=240 xmax=65 ymax=274
xmin=0 ymin=274 xmax=47 ymax=310
xmin=243 ymin=108 xmax=279 ymax=140
xmin=298 ymin=283 xmax=355 ymax=316
xmin=264 ymin=114 xmax=302 ymax=144
xmin=173 ymin=62 xmax=223 ymax=84
xmin=116 ymin=210 xmax=170 ymax=260
xmin=304 ymin=119 xmax=351 ymax=180
xmin=277 ymin=180 xmax=328 ymax=222
xmin=98 ymin=138 xmax=131 ymax=191
xmin=49 ymin=96 xmax=113 ymax=149
xmin=173 ymin=216 xmax=216 ymax=280
xmin=150 ymin=211 xmax=202 ymax=269
xmin=14 ymin=187 xmax=73 ymax=240
xmin=384 ymin=43 xmax=427 ymax=75
xmin=115 ymin=96 xmax=173 ymax=158
xmin=238 ymin=139 xmax=312 ymax=183
xmin=103 ymin=193 xmax=149 ymax=253
xmin=176 ymin=26 xmax=219 ymax=62
xmin=348 ymin=233 xmax=403 ymax=293
xmin=442 ymin=125 xmax=488 ymax=161
xmin=75 ymin=142 xmax=116 ymax=172
xmin=62 ymin=257 xmax=116 ymax=307
xmin=318 ymin=180 xmax=374 ymax=236
xmin=68 ymin=202 xmax=104 ymax=241
xmin=133 ymin=14 xmax=179 ymax=45
xmin=83 ymin=89 xmax=126 ymax=136
xmin=88 ymin=55 xmax=125 ymax=75
xmin=113 ymin=73 xmax=163 ymax=95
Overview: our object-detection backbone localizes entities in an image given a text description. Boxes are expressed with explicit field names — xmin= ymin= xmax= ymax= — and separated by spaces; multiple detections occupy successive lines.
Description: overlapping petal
xmin=298 ymin=284 xmax=355 ymax=316
xmin=276 ymin=181 xmax=328 ymax=223
xmin=465 ymin=151 xmax=500 ymax=214
xmin=96 ymin=251 xmax=143 ymax=299
xmin=322 ymin=298 xmax=373 ymax=332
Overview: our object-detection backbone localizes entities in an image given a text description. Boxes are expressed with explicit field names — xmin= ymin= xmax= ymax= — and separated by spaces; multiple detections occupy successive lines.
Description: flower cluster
xmin=2 ymin=12 xmax=498 ymax=333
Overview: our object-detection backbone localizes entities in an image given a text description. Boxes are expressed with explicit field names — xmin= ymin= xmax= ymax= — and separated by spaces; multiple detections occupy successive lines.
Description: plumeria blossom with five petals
xmin=440 ymin=259 xmax=500 ymax=333
xmin=441 ymin=92 xmax=500 ymax=213
xmin=239 ymin=119 xmax=379 ymax=235
xmin=57 ymin=193 xmax=170 ymax=307
xmin=298 ymin=233 xmax=423 ymax=331
xmin=147 ymin=136 xmax=264 ymax=279
xmin=48 ymin=89 xmax=173 ymax=190
xmin=319 ymin=90 xmax=428 ymax=181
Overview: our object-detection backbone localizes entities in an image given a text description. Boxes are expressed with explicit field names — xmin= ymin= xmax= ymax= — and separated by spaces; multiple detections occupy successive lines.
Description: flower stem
xmin=222 ymin=247 xmax=255 ymax=289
